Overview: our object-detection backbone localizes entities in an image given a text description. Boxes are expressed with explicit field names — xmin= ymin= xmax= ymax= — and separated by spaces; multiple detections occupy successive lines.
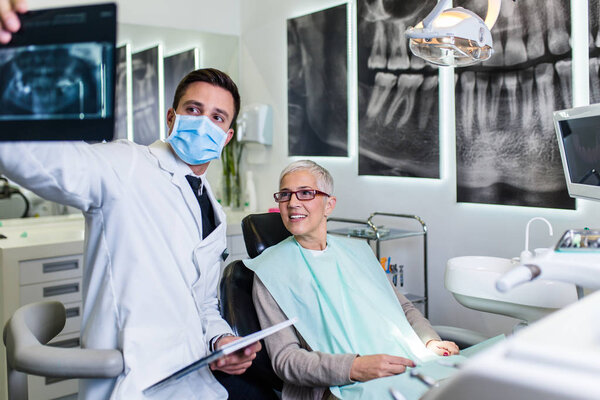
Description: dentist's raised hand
xmin=0 ymin=0 xmax=27 ymax=44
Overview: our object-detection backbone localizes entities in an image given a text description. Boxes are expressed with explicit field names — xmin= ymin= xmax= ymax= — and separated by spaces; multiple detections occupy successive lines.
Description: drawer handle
xmin=43 ymin=283 xmax=79 ymax=298
xmin=65 ymin=306 xmax=80 ymax=319
xmin=43 ymin=260 xmax=79 ymax=274
xmin=49 ymin=337 xmax=80 ymax=349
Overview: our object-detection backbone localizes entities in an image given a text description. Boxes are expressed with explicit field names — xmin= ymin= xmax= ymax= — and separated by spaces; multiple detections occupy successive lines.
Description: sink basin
xmin=445 ymin=256 xmax=578 ymax=323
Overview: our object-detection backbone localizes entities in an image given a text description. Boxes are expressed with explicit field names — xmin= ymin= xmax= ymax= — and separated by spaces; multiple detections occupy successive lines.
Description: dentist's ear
xmin=224 ymin=128 xmax=235 ymax=145
xmin=166 ymin=108 xmax=176 ymax=135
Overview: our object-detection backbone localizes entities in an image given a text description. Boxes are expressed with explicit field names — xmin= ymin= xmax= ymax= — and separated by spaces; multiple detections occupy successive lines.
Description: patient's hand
xmin=350 ymin=354 xmax=415 ymax=382
xmin=210 ymin=336 xmax=262 ymax=375
xmin=426 ymin=340 xmax=459 ymax=356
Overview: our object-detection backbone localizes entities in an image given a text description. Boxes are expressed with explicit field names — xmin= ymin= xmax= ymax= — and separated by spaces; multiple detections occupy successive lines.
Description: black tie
xmin=185 ymin=175 xmax=216 ymax=239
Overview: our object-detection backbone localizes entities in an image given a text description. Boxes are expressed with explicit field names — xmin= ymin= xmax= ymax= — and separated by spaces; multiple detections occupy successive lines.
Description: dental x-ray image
xmin=132 ymin=46 xmax=160 ymax=146
xmin=357 ymin=0 xmax=440 ymax=178
xmin=164 ymin=49 xmax=197 ymax=119
xmin=114 ymin=44 xmax=129 ymax=140
xmin=589 ymin=0 xmax=600 ymax=105
xmin=287 ymin=4 xmax=348 ymax=157
xmin=0 ymin=43 xmax=107 ymax=120
xmin=454 ymin=0 xmax=575 ymax=209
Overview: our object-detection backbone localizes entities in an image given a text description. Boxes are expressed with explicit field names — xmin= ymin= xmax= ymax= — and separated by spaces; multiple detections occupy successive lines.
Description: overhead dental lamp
xmin=405 ymin=0 xmax=502 ymax=67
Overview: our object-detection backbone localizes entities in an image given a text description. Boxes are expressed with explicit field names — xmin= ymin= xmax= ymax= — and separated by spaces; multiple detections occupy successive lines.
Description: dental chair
xmin=218 ymin=212 xmax=487 ymax=399
xmin=218 ymin=212 xmax=290 ymax=399
xmin=3 ymin=300 xmax=123 ymax=400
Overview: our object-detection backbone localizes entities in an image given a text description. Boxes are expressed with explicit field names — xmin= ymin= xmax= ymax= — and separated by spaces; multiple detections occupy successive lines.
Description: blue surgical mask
xmin=166 ymin=115 xmax=228 ymax=165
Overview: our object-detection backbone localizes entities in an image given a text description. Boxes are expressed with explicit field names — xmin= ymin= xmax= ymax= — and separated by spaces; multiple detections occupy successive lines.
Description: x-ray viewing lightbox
xmin=554 ymin=103 xmax=600 ymax=202
xmin=0 ymin=3 xmax=117 ymax=141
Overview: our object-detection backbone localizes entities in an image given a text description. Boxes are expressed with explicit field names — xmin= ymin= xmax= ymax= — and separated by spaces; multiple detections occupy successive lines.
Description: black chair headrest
xmin=242 ymin=213 xmax=292 ymax=259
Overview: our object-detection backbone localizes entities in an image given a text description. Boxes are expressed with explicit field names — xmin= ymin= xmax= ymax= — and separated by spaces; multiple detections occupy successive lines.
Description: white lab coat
xmin=0 ymin=140 xmax=234 ymax=399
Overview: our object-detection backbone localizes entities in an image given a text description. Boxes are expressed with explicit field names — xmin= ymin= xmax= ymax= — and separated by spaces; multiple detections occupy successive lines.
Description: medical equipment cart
xmin=328 ymin=212 xmax=429 ymax=317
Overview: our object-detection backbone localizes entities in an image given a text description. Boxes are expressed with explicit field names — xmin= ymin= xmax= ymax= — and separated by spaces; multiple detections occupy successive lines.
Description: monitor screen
xmin=0 ymin=3 xmax=116 ymax=141
xmin=553 ymin=103 xmax=600 ymax=202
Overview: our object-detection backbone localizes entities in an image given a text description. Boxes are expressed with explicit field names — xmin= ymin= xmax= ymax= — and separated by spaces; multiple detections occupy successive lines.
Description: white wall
xmin=28 ymin=0 xmax=241 ymax=36
xmin=238 ymin=0 xmax=600 ymax=336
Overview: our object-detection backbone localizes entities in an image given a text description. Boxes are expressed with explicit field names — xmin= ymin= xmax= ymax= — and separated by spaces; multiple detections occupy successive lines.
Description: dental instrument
xmin=409 ymin=369 xmax=438 ymax=388
xmin=405 ymin=0 xmax=502 ymax=66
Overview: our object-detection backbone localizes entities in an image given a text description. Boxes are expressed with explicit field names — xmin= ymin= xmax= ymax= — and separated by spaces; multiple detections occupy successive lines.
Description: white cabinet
xmin=0 ymin=216 xmax=85 ymax=400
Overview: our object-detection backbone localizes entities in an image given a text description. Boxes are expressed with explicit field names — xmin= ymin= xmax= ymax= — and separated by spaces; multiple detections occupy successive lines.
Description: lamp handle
xmin=423 ymin=0 xmax=452 ymax=29
xmin=484 ymin=0 xmax=502 ymax=29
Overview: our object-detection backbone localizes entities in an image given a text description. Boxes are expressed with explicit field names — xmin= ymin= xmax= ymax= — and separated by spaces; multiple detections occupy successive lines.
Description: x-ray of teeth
xmin=455 ymin=0 xmax=574 ymax=209
xmin=287 ymin=4 xmax=348 ymax=157
xmin=164 ymin=49 xmax=197 ymax=119
xmin=113 ymin=45 xmax=129 ymax=140
xmin=132 ymin=46 xmax=160 ymax=146
xmin=503 ymin=9 xmax=527 ymax=66
xmin=366 ymin=72 xmax=397 ymax=119
xmin=546 ymin=0 xmax=570 ymax=55
xmin=385 ymin=74 xmax=423 ymax=127
xmin=358 ymin=0 xmax=440 ymax=178
xmin=589 ymin=0 xmax=600 ymax=105
xmin=523 ymin=1 xmax=546 ymax=60
xmin=0 ymin=43 xmax=107 ymax=120
xmin=590 ymin=58 xmax=600 ymax=103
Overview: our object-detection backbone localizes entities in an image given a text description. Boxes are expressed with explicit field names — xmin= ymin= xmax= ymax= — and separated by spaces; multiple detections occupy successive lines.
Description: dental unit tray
xmin=327 ymin=212 xmax=429 ymax=317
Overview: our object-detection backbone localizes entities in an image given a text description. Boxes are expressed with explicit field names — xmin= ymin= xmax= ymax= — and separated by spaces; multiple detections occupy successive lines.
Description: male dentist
xmin=0 ymin=3 xmax=260 ymax=399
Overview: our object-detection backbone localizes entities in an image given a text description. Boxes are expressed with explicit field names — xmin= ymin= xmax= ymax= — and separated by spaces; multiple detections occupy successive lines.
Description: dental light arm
xmin=405 ymin=0 xmax=504 ymax=67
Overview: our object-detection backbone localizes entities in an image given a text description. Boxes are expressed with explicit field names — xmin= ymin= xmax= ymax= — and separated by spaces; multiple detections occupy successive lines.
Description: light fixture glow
xmin=405 ymin=0 xmax=502 ymax=67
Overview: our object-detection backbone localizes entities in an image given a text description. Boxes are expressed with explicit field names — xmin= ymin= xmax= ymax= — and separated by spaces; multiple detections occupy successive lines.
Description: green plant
xmin=221 ymin=124 xmax=244 ymax=209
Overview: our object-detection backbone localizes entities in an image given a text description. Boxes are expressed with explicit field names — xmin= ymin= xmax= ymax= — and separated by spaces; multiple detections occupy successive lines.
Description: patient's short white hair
xmin=279 ymin=160 xmax=334 ymax=195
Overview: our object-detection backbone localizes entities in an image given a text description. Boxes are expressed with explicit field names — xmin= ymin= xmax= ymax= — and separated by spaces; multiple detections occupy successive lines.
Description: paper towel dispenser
xmin=236 ymin=104 xmax=273 ymax=145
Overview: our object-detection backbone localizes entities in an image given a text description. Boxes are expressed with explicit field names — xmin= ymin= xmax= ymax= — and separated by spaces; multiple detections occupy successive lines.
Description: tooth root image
xmin=589 ymin=58 xmax=600 ymax=104
xmin=368 ymin=20 xmax=388 ymax=69
xmin=535 ymin=62 xmax=556 ymax=135
xmin=386 ymin=19 xmax=410 ymax=71
xmin=554 ymin=59 xmax=572 ymax=110
xmin=459 ymin=71 xmax=476 ymax=141
xmin=417 ymin=75 xmax=438 ymax=131
xmin=518 ymin=68 xmax=535 ymax=130
xmin=366 ymin=72 xmax=397 ymax=119
xmin=502 ymin=72 xmax=519 ymax=119
xmin=546 ymin=0 xmax=570 ymax=55
xmin=475 ymin=73 xmax=489 ymax=132
xmin=523 ymin=0 xmax=546 ymax=60
xmin=383 ymin=74 xmax=423 ymax=127
xmin=503 ymin=6 xmax=528 ymax=66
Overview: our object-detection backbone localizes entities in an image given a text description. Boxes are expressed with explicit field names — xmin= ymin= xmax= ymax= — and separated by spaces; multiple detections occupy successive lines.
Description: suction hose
xmin=496 ymin=264 xmax=541 ymax=293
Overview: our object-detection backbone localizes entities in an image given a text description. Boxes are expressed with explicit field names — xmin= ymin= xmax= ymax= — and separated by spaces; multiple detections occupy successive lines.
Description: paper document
xmin=143 ymin=317 xmax=297 ymax=395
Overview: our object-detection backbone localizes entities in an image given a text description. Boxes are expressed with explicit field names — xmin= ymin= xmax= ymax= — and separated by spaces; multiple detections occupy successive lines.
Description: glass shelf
xmin=328 ymin=226 xmax=425 ymax=241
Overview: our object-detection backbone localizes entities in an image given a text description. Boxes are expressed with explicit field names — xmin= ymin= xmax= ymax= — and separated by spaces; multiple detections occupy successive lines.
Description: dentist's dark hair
xmin=172 ymin=68 xmax=241 ymax=128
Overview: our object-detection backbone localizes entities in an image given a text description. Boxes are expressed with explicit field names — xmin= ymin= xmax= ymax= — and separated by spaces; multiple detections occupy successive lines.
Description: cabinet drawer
xmin=61 ymin=301 xmax=82 ymax=335
xmin=20 ymin=278 xmax=82 ymax=305
xmin=19 ymin=254 xmax=83 ymax=285
xmin=27 ymin=333 xmax=80 ymax=400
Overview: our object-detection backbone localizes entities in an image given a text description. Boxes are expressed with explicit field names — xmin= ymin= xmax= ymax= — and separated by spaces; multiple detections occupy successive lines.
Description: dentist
xmin=0 ymin=3 xmax=260 ymax=398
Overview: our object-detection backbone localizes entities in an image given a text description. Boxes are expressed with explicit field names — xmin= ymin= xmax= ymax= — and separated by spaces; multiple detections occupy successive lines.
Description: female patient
xmin=244 ymin=160 xmax=459 ymax=400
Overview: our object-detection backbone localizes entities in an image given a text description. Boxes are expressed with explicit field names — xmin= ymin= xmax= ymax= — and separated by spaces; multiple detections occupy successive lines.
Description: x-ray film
xmin=0 ymin=3 xmax=116 ymax=141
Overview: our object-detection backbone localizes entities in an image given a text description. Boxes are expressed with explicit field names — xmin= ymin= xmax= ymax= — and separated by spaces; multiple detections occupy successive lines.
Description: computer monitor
xmin=0 ymin=3 xmax=116 ymax=141
xmin=553 ymin=103 xmax=600 ymax=202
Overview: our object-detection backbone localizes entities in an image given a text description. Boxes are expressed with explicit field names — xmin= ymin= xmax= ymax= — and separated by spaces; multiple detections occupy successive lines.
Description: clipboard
xmin=143 ymin=317 xmax=297 ymax=396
